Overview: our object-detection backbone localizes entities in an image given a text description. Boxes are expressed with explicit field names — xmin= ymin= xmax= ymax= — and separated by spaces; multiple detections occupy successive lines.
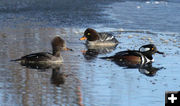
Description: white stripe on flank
xmin=106 ymin=36 xmax=114 ymax=41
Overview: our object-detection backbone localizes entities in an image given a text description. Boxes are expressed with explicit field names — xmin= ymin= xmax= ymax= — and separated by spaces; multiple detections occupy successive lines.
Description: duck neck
xmin=53 ymin=50 xmax=61 ymax=57
xmin=88 ymin=34 xmax=99 ymax=41
xmin=142 ymin=52 xmax=153 ymax=61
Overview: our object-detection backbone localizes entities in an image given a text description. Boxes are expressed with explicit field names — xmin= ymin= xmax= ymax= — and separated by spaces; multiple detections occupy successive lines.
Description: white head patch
xmin=139 ymin=47 xmax=150 ymax=52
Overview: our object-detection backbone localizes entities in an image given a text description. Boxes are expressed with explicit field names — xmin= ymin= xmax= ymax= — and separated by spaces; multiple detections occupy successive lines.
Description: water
xmin=0 ymin=0 xmax=180 ymax=106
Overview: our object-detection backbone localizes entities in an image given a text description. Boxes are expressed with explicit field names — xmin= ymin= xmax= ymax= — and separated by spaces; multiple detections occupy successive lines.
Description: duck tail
xmin=100 ymin=56 xmax=114 ymax=60
xmin=10 ymin=58 xmax=22 ymax=62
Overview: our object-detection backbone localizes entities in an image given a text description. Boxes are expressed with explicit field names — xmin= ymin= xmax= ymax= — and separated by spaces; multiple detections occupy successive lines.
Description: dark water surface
xmin=0 ymin=0 xmax=180 ymax=106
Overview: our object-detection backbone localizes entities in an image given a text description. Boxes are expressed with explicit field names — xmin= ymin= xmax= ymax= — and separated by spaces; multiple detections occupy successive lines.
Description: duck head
xmin=139 ymin=44 xmax=164 ymax=55
xmin=51 ymin=36 xmax=72 ymax=57
xmin=80 ymin=28 xmax=99 ymax=41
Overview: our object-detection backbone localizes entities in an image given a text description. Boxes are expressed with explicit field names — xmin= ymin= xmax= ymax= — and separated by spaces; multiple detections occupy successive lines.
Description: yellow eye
xmin=87 ymin=33 xmax=91 ymax=35
xmin=152 ymin=48 xmax=154 ymax=50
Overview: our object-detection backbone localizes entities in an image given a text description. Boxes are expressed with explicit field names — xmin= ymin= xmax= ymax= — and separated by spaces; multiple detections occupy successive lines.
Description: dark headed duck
xmin=11 ymin=36 xmax=72 ymax=64
xmin=101 ymin=44 xmax=164 ymax=65
xmin=80 ymin=28 xmax=119 ymax=46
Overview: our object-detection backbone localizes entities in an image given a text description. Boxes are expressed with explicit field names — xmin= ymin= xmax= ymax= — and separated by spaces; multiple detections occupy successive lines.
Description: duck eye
xmin=87 ymin=33 xmax=91 ymax=35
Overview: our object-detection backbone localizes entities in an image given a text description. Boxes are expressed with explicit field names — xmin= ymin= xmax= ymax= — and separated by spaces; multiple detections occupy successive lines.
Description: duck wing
xmin=98 ymin=33 xmax=117 ymax=42
xmin=12 ymin=52 xmax=52 ymax=61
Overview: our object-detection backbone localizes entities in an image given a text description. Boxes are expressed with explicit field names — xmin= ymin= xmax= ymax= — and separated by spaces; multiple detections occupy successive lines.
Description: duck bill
xmin=81 ymin=50 xmax=87 ymax=54
xmin=80 ymin=36 xmax=87 ymax=40
xmin=156 ymin=51 xmax=164 ymax=54
xmin=64 ymin=47 xmax=73 ymax=51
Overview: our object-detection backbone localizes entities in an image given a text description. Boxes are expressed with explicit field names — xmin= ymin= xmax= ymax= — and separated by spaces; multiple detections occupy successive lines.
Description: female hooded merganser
xmin=80 ymin=28 xmax=119 ymax=46
xmin=101 ymin=44 xmax=164 ymax=65
xmin=11 ymin=36 xmax=72 ymax=64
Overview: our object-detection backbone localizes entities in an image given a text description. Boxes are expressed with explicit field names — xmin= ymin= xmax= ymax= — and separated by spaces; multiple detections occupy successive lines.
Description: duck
xmin=80 ymin=28 xmax=119 ymax=46
xmin=101 ymin=44 xmax=164 ymax=65
xmin=11 ymin=36 xmax=72 ymax=64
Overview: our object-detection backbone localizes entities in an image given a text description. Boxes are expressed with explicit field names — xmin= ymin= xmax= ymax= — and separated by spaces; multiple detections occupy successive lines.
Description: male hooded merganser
xmin=11 ymin=36 xmax=72 ymax=64
xmin=80 ymin=28 xmax=119 ymax=46
xmin=101 ymin=44 xmax=164 ymax=65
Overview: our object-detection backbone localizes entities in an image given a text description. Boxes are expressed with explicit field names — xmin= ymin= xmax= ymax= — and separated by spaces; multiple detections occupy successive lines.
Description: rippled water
xmin=0 ymin=0 xmax=180 ymax=106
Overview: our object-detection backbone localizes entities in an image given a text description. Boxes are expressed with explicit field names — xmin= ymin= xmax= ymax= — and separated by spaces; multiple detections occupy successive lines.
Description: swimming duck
xmin=11 ymin=36 xmax=72 ymax=64
xmin=80 ymin=28 xmax=119 ymax=46
xmin=101 ymin=44 xmax=164 ymax=65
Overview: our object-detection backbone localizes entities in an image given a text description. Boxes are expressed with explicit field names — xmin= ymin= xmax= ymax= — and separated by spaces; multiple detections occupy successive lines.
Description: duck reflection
xmin=19 ymin=63 xmax=66 ymax=86
xmin=113 ymin=61 xmax=164 ymax=77
xmin=20 ymin=62 xmax=61 ymax=70
xmin=51 ymin=67 xmax=67 ymax=86
xmin=16 ymin=62 xmax=83 ymax=105
xmin=138 ymin=63 xmax=164 ymax=77
xmin=83 ymin=44 xmax=118 ymax=61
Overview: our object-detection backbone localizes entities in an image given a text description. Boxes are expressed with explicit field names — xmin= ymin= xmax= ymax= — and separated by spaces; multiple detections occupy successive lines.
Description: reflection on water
xmin=19 ymin=62 xmax=62 ymax=70
xmin=14 ymin=60 xmax=69 ymax=87
xmin=103 ymin=58 xmax=164 ymax=77
xmin=138 ymin=63 xmax=164 ymax=77
xmin=12 ymin=59 xmax=83 ymax=106
xmin=51 ymin=67 xmax=66 ymax=86
xmin=83 ymin=44 xmax=118 ymax=61
xmin=17 ymin=61 xmax=66 ymax=86
xmin=83 ymin=49 xmax=99 ymax=61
